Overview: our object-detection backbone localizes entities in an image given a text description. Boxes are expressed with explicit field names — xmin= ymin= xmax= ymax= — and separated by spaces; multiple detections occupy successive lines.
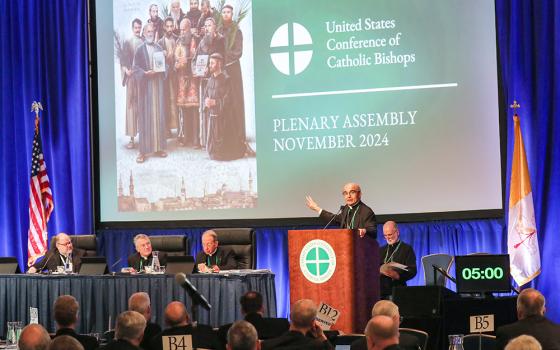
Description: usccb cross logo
xmin=299 ymin=239 xmax=336 ymax=284
xmin=270 ymin=23 xmax=313 ymax=75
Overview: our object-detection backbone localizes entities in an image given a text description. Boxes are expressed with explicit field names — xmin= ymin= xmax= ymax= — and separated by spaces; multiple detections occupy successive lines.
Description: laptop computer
xmin=165 ymin=255 xmax=196 ymax=275
xmin=78 ymin=256 xmax=108 ymax=275
xmin=0 ymin=257 xmax=21 ymax=274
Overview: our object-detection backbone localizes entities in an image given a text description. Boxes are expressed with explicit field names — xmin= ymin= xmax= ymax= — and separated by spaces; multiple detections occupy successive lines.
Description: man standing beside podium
xmin=379 ymin=221 xmax=417 ymax=299
xmin=306 ymin=182 xmax=377 ymax=239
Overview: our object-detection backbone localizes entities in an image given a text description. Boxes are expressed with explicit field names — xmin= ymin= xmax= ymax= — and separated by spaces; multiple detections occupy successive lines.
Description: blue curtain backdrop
xmin=1 ymin=0 xmax=559 ymax=322
xmin=0 ymin=0 xmax=92 ymax=260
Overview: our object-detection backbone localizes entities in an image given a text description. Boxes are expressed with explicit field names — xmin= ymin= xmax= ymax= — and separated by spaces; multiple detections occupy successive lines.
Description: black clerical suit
xmin=217 ymin=312 xmax=290 ymax=347
xmin=379 ymin=240 xmax=417 ymax=299
xmin=496 ymin=315 xmax=560 ymax=350
xmin=149 ymin=324 xmax=220 ymax=350
xmin=319 ymin=201 xmax=377 ymax=239
xmin=261 ymin=330 xmax=333 ymax=350
xmin=54 ymin=328 xmax=99 ymax=350
xmin=195 ymin=246 xmax=236 ymax=271
xmin=351 ymin=333 xmax=419 ymax=350
xmin=127 ymin=252 xmax=168 ymax=272
xmin=97 ymin=339 xmax=140 ymax=350
xmin=31 ymin=248 xmax=86 ymax=273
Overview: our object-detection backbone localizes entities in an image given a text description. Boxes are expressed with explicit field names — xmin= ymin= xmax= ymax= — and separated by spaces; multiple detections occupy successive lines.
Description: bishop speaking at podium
xmin=306 ymin=182 xmax=377 ymax=239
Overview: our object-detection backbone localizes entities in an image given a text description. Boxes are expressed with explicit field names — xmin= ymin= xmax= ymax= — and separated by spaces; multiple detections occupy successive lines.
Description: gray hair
xmin=371 ymin=300 xmax=399 ymax=318
xmin=227 ymin=320 xmax=258 ymax=350
xmin=48 ymin=335 xmax=84 ymax=350
xmin=201 ymin=230 xmax=218 ymax=242
xmin=128 ymin=292 xmax=151 ymax=314
xmin=115 ymin=311 xmax=146 ymax=342
xmin=290 ymin=299 xmax=317 ymax=328
xmin=133 ymin=234 xmax=151 ymax=248
xmin=505 ymin=335 xmax=542 ymax=350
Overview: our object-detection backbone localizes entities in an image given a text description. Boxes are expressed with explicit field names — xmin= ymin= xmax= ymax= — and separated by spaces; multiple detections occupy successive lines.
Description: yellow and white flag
xmin=507 ymin=113 xmax=540 ymax=286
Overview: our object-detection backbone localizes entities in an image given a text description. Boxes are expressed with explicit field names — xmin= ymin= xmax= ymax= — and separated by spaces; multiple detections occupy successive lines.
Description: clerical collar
xmin=388 ymin=240 xmax=401 ymax=248
xmin=207 ymin=247 xmax=218 ymax=256
xmin=348 ymin=201 xmax=361 ymax=210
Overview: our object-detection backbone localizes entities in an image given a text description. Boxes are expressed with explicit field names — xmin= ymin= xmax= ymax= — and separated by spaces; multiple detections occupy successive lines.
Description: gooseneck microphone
xmin=322 ymin=205 xmax=345 ymax=230
xmin=37 ymin=249 xmax=55 ymax=273
xmin=175 ymin=272 xmax=212 ymax=310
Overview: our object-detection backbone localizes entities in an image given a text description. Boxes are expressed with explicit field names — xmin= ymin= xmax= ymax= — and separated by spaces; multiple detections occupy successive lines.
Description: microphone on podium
xmin=322 ymin=205 xmax=345 ymax=230
xmin=175 ymin=272 xmax=212 ymax=310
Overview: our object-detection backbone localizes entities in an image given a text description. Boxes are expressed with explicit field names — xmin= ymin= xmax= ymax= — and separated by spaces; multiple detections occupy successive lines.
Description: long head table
xmin=0 ymin=271 xmax=276 ymax=337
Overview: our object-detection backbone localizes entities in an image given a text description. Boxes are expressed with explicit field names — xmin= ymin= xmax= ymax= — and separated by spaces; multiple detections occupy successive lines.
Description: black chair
xmin=462 ymin=334 xmax=496 ymax=350
xmin=399 ymin=328 xmax=428 ymax=350
xmin=50 ymin=234 xmax=98 ymax=256
xmin=149 ymin=235 xmax=188 ymax=256
xmin=211 ymin=228 xmax=256 ymax=269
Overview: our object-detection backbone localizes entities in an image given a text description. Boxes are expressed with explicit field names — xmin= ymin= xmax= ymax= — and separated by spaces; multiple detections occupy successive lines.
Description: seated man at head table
xmin=306 ymin=182 xmax=377 ymax=239
xmin=195 ymin=230 xmax=237 ymax=273
xmin=27 ymin=232 xmax=86 ymax=273
xmin=127 ymin=233 xmax=168 ymax=272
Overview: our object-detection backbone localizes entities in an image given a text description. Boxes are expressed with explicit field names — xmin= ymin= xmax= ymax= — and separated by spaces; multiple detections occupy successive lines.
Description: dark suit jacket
xmin=261 ymin=330 xmax=333 ymax=350
xmin=351 ymin=333 xmax=420 ymax=350
xmin=195 ymin=246 xmax=237 ymax=271
xmin=127 ymin=252 xmax=168 ymax=272
xmin=149 ymin=324 xmax=220 ymax=350
xmin=496 ymin=315 xmax=560 ymax=350
xmin=217 ymin=313 xmax=290 ymax=346
xmin=55 ymin=328 xmax=99 ymax=350
xmin=379 ymin=241 xmax=417 ymax=298
xmin=141 ymin=322 xmax=162 ymax=350
xmin=97 ymin=339 xmax=140 ymax=350
xmin=31 ymin=248 xmax=87 ymax=273
xmin=320 ymin=201 xmax=377 ymax=239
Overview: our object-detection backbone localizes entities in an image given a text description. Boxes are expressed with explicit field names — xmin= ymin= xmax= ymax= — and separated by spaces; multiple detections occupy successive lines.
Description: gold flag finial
xmin=510 ymin=100 xmax=521 ymax=115
xmin=31 ymin=101 xmax=43 ymax=132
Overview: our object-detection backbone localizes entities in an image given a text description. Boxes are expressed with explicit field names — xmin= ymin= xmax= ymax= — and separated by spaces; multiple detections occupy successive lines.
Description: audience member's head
xmin=517 ymin=288 xmax=545 ymax=319
xmin=115 ymin=311 xmax=146 ymax=346
xmin=227 ymin=320 xmax=260 ymax=350
xmin=240 ymin=291 xmax=264 ymax=315
xmin=505 ymin=335 xmax=542 ymax=350
xmin=365 ymin=315 xmax=399 ymax=350
xmin=128 ymin=292 xmax=152 ymax=321
xmin=48 ymin=335 xmax=84 ymax=350
xmin=164 ymin=301 xmax=190 ymax=327
xmin=54 ymin=295 xmax=79 ymax=329
xmin=290 ymin=299 xmax=317 ymax=331
xmin=371 ymin=300 xmax=401 ymax=327
xmin=18 ymin=324 xmax=51 ymax=350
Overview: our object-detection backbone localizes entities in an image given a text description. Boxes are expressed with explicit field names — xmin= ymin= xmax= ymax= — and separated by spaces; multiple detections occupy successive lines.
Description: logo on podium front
xmin=299 ymin=239 xmax=336 ymax=283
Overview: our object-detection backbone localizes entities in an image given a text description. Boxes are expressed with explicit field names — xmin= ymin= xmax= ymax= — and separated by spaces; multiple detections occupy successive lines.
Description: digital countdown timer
xmin=455 ymin=254 xmax=511 ymax=293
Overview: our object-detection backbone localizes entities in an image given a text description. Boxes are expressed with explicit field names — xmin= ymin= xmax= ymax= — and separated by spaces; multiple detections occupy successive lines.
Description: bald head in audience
xmin=49 ymin=335 xmax=84 ymax=350
xmin=227 ymin=320 xmax=260 ymax=350
xmin=18 ymin=324 xmax=51 ymax=350
xmin=164 ymin=301 xmax=190 ymax=327
xmin=517 ymin=288 xmax=546 ymax=319
xmin=505 ymin=335 xmax=542 ymax=350
xmin=365 ymin=315 xmax=399 ymax=350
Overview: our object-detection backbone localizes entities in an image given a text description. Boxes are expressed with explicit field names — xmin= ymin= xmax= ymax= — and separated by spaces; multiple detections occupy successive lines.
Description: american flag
xmin=27 ymin=119 xmax=54 ymax=266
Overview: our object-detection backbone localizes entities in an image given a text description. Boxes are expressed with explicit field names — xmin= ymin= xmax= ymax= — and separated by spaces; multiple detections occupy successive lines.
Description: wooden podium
xmin=288 ymin=229 xmax=379 ymax=333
